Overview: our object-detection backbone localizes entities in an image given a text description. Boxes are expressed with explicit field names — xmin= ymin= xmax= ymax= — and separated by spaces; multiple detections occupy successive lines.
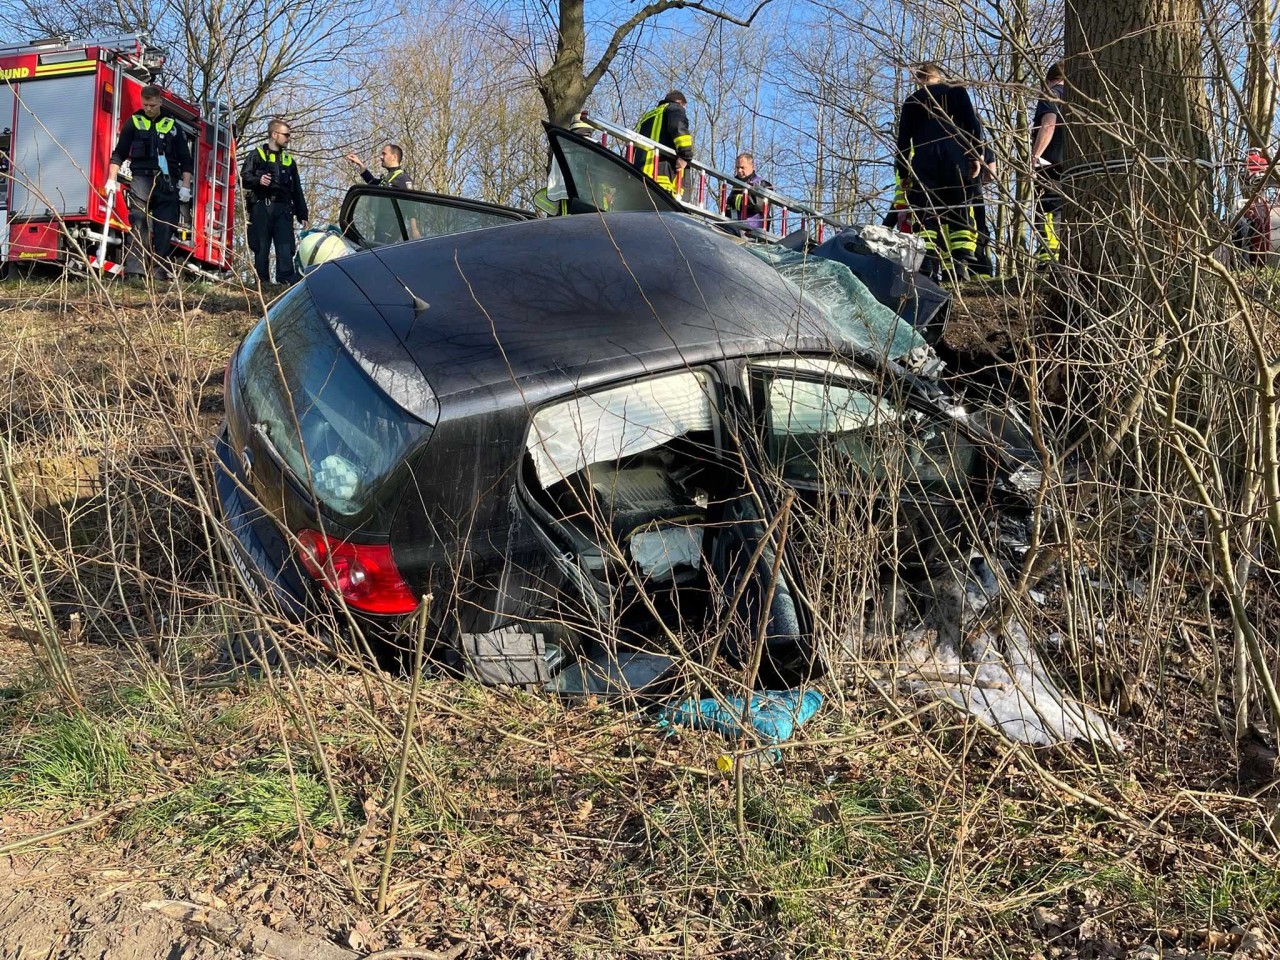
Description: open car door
xmin=541 ymin=123 xmax=684 ymax=215
xmin=338 ymin=184 xmax=535 ymax=249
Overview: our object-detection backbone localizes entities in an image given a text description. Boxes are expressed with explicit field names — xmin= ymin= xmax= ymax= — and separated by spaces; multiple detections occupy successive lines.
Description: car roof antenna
xmin=399 ymin=280 xmax=429 ymax=313
xmin=397 ymin=277 xmax=430 ymax=339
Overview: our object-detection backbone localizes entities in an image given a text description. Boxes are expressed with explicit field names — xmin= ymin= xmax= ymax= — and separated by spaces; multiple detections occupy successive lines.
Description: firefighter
xmin=728 ymin=152 xmax=772 ymax=229
xmin=632 ymin=90 xmax=694 ymax=196
xmin=241 ymin=118 xmax=309 ymax=286
xmin=1030 ymin=63 xmax=1066 ymax=265
xmin=344 ymin=143 xmax=414 ymax=190
xmin=104 ymin=84 xmax=193 ymax=280
xmin=895 ymin=62 xmax=983 ymax=279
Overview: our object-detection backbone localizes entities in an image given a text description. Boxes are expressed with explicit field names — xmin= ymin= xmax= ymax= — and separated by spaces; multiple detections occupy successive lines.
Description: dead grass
xmin=1 ymin=274 xmax=1278 ymax=958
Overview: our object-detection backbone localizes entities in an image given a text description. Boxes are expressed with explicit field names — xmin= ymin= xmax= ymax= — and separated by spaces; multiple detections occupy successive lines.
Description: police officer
xmin=632 ymin=90 xmax=694 ymax=196
xmin=241 ymin=119 xmax=309 ymax=286
xmin=105 ymin=84 xmax=193 ymax=279
xmin=345 ymin=143 xmax=414 ymax=190
xmin=895 ymin=62 xmax=983 ymax=279
xmin=345 ymin=142 xmax=417 ymax=241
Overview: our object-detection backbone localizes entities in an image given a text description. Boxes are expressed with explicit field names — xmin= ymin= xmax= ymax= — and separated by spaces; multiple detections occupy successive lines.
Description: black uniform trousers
xmin=905 ymin=144 xmax=978 ymax=267
xmin=248 ymin=198 xmax=299 ymax=284
xmin=968 ymin=177 xmax=993 ymax=271
xmin=1035 ymin=168 xmax=1063 ymax=261
xmin=123 ymin=171 xmax=179 ymax=277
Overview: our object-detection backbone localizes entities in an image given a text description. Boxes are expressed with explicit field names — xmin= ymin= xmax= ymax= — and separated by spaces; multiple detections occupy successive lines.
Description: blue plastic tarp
xmin=657 ymin=689 xmax=824 ymax=744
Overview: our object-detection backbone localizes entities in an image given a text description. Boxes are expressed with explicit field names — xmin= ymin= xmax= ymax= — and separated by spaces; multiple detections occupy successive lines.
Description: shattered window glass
xmin=761 ymin=369 xmax=976 ymax=495
xmin=766 ymin=375 xmax=905 ymax=484
xmin=745 ymin=243 xmax=925 ymax=362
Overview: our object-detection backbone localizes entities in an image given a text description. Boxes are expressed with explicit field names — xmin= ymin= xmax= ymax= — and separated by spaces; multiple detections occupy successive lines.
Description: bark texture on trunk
xmin=1063 ymin=0 xmax=1213 ymax=288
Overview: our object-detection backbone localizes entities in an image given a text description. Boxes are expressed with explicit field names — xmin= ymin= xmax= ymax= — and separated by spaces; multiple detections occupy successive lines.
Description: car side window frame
xmin=337 ymin=184 xmax=535 ymax=248
xmin=544 ymin=123 xmax=684 ymax=215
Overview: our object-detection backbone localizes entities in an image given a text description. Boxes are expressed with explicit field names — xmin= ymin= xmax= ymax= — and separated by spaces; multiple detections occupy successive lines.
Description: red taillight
xmin=294 ymin=529 xmax=418 ymax=615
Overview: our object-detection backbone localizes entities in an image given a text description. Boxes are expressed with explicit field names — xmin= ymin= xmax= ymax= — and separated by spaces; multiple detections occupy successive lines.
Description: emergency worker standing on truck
xmin=105 ymin=84 xmax=193 ymax=279
xmin=895 ymin=62 xmax=983 ymax=279
xmin=728 ymin=152 xmax=772 ymax=229
xmin=241 ymin=119 xmax=309 ymax=286
xmin=632 ymin=90 xmax=694 ymax=196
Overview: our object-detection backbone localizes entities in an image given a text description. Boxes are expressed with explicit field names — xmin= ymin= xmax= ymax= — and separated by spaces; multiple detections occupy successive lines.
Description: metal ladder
xmin=201 ymin=100 xmax=235 ymax=266
xmin=574 ymin=114 xmax=847 ymax=243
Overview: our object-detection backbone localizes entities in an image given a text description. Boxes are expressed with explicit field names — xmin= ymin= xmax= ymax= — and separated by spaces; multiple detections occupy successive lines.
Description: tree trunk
xmin=532 ymin=0 xmax=772 ymax=127
xmin=538 ymin=0 xmax=590 ymax=127
xmin=1243 ymin=0 xmax=1279 ymax=147
xmin=1063 ymin=0 xmax=1213 ymax=292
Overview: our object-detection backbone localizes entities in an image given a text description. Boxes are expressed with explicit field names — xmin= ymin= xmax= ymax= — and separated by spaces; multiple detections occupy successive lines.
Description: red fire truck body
xmin=0 ymin=35 xmax=235 ymax=273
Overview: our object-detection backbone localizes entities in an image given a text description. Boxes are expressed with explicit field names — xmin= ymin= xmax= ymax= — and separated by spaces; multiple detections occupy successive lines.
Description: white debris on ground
xmin=889 ymin=558 xmax=1126 ymax=750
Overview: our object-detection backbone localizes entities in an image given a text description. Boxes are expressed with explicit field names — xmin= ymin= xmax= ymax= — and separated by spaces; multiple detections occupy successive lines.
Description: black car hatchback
xmin=216 ymin=146 xmax=1037 ymax=695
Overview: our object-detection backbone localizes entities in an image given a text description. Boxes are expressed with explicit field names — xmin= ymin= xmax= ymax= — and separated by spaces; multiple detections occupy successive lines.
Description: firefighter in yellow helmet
xmin=632 ymin=90 xmax=694 ymax=196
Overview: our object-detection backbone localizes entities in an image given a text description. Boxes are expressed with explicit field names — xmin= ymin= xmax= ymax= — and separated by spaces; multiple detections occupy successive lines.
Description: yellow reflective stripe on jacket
xmin=132 ymin=115 xmax=175 ymax=134
xmin=256 ymin=146 xmax=294 ymax=166
xmin=636 ymin=103 xmax=666 ymax=182
xmin=386 ymin=169 xmax=404 ymax=183
xmin=672 ymin=133 xmax=692 ymax=150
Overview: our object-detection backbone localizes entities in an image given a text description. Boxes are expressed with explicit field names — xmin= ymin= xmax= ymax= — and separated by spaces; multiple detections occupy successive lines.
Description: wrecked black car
xmin=215 ymin=132 xmax=1039 ymax=697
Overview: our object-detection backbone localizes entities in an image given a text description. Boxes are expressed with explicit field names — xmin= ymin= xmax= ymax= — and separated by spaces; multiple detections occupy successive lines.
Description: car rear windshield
xmin=235 ymin=285 xmax=431 ymax=515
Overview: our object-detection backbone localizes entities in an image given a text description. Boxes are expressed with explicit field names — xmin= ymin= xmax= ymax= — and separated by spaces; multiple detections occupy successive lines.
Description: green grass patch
xmin=0 ymin=712 xmax=134 ymax=808
xmin=125 ymin=756 xmax=339 ymax=852
xmin=1180 ymin=861 xmax=1280 ymax=922
xmin=639 ymin=772 xmax=933 ymax=946
xmin=0 ymin=675 xmax=47 ymax=726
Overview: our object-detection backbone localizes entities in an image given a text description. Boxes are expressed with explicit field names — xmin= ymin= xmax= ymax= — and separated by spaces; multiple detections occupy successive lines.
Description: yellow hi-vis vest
xmin=634 ymin=103 xmax=691 ymax=195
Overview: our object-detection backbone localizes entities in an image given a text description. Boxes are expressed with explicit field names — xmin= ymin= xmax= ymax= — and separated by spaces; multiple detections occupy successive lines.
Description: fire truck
xmin=0 ymin=34 xmax=236 ymax=276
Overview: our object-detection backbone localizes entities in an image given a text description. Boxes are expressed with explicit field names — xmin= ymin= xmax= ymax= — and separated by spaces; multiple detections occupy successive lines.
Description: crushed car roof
xmin=314 ymin=211 xmax=844 ymax=403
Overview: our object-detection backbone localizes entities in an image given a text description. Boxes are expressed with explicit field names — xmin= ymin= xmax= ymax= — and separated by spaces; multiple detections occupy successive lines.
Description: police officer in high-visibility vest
xmin=632 ymin=90 xmax=694 ymax=196
xmin=105 ymin=84 xmax=193 ymax=279
xmin=345 ymin=143 xmax=415 ymax=241
xmin=240 ymin=119 xmax=310 ymax=286
xmin=344 ymin=143 xmax=414 ymax=190
xmin=894 ymin=62 xmax=983 ymax=279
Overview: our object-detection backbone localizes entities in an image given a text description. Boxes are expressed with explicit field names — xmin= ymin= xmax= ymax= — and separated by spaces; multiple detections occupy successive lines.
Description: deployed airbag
xmin=528 ymin=371 xmax=711 ymax=486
